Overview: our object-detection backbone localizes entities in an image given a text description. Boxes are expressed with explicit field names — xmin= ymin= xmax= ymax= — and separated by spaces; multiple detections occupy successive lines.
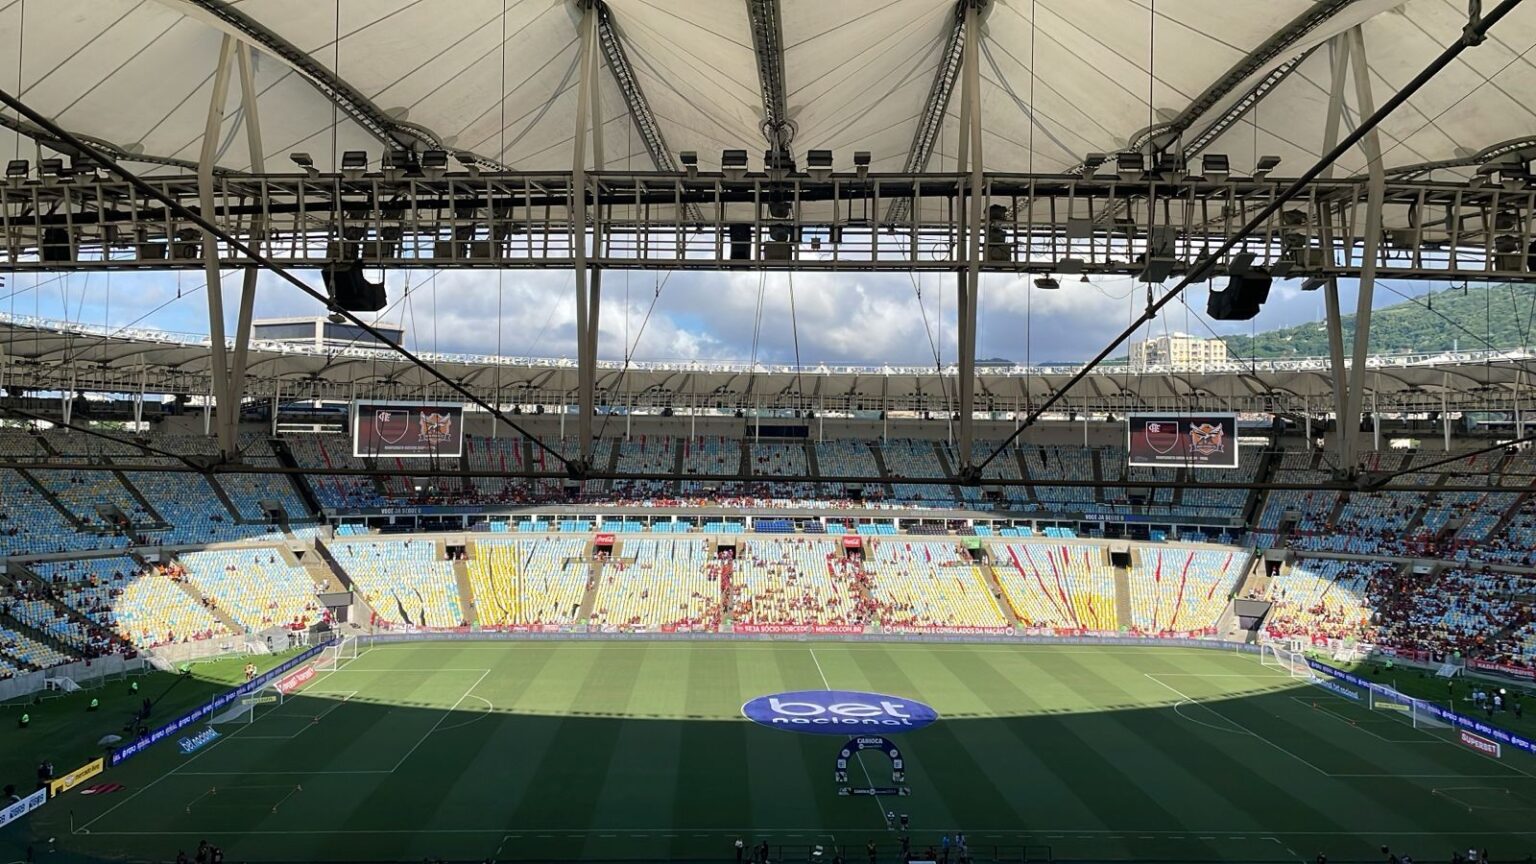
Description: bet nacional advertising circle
xmin=741 ymin=690 xmax=940 ymax=735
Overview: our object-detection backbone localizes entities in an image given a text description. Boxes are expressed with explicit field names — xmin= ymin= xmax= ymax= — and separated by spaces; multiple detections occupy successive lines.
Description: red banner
xmin=273 ymin=664 xmax=316 ymax=695
xmin=1467 ymin=659 xmax=1536 ymax=680
xmin=594 ymin=533 xmax=616 ymax=545
xmin=732 ymin=624 xmax=867 ymax=635
xmin=1460 ymin=729 xmax=1502 ymax=758
xmin=842 ymin=535 xmax=863 ymax=549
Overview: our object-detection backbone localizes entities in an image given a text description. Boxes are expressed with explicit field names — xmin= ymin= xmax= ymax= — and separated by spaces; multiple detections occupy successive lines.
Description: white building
xmin=1128 ymin=333 xmax=1232 ymax=370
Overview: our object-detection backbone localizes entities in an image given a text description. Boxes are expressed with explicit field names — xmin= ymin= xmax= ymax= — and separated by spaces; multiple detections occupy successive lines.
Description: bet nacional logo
xmin=741 ymin=690 xmax=939 ymax=735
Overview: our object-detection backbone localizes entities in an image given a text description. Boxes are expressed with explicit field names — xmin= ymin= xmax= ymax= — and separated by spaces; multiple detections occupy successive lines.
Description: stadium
xmin=4 ymin=0 xmax=1536 ymax=862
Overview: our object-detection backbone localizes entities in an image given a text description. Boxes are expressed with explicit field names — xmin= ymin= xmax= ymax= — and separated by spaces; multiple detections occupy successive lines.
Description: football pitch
xmin=22 ymin=642 xmax=1536 ymax=863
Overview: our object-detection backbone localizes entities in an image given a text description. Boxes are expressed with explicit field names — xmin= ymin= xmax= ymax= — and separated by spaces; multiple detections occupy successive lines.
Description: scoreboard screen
xmin=352 ymin=401 xmax=465 ymax=459
xmin=1126 ymin=413 xmax=1239 ymax=469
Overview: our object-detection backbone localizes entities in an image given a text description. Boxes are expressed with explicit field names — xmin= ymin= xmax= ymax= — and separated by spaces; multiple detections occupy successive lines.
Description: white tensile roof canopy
xmin=2 ymin=0 xmax=1533 ymax=181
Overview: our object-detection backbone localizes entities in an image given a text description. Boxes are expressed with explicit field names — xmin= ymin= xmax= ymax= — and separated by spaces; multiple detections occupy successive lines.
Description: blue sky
xmin=0 ymin=267 xmax=1468 ymax=366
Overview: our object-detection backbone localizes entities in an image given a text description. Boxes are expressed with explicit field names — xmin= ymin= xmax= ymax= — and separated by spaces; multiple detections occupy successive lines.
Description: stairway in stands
xmin=977 ymin=556 xmax=1022 ymax=628
xmin=162 ymin=556 xmax=244 ymax=635
xmin=1112 ymin=550 xmax=1134 ymax=630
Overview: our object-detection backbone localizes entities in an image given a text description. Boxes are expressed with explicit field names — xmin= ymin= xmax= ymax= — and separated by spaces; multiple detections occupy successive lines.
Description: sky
xmin=0 ymin=267 xmax=1471 ymax=367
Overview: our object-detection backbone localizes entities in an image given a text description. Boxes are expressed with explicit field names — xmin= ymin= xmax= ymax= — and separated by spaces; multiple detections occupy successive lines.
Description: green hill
xmin=1220 ymin=282 xmax=1536 ymax=359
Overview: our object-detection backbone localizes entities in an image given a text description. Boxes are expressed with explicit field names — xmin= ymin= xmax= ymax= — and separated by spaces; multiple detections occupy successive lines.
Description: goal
xmin=315 ymin=635 xmax=359 ymax=671
xmin=1260 ymin=640 xmax=1311 ymax=678
xmin=1369 ymin=685 xmax=1450 ymax=731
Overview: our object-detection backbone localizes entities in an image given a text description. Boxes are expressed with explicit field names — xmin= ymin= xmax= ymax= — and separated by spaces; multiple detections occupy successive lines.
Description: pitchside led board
xmin=352 ymin=401 xmax=465 ymax=459
xmin=1126 ymin=413 xmax=1239 ymax=469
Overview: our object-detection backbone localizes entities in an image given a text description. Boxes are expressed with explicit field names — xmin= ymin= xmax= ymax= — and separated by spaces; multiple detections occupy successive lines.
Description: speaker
xmin=323 ymin=262 xmax=387 ymax=312
xmin=728 ymin=223 xmax=752 ymax=260
xmin=1207 ymin=271 xmax=1272 ymax=320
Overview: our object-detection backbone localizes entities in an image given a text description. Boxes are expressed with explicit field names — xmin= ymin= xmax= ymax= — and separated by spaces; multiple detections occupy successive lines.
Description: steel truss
xmin=5 ymin=171 xmax=1536 ymax=281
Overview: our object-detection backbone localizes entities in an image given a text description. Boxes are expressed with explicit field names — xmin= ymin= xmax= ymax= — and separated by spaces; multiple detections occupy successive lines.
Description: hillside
xmin=1220 ymin=283 xmax=1536 ymax=359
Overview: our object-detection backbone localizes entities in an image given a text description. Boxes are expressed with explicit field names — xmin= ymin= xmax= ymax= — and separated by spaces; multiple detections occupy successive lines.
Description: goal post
xmin=1259 ymin=640 xmax=1311 ymax=679
xmin=314 ymin=635 xmax=358 ymax=671
xmin=1368 ymin=685 xmax=1451 ymax=732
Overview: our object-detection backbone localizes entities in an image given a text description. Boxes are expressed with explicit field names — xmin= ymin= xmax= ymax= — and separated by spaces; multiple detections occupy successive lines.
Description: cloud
xmin=1 ymin=267 xmax=1465 ymax=368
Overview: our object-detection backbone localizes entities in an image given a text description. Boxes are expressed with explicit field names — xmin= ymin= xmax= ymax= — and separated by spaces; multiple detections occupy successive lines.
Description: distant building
xmin=253 ymin=317 xmax=404 ymax=352
xmin=1128 ymin=333 xmax=1231 ymax=370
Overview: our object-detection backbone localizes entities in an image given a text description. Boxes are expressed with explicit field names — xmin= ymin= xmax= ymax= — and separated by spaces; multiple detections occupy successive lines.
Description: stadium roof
xmin=3 ymin=0 xmax=1534 ymax=180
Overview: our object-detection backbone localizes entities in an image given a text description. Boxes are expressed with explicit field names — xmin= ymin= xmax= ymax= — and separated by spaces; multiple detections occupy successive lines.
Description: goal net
xmin=1260 ymin=640 xmax=1311 ymax=679
xmin=314 ymin=636 xmax=358 ymax=671
xmin=1369 ymin=686 xmax=1450 ymax=731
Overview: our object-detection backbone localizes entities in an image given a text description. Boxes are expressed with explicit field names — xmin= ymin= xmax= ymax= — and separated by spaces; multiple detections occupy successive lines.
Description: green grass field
xmin=6 ymin=641 xmax=1536 ymax=864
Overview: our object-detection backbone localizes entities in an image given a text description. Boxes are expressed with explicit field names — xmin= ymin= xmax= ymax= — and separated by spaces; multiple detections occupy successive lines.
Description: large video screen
xmin=352 ymin=401 xmax=464 ymax=459
xmin=1126 ymin=413 xmax=1239 ymax=469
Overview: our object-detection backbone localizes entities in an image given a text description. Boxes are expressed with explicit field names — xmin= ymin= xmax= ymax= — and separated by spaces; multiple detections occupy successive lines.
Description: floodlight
xmin=1115 ymin=150 xmax=1145 ymax=179
xmin=1201 ymin=153 xmax=1229 ymax=181
xmin=453 ymin=151 xmax=482 ymax=177
xmin=1255 ymin=154 xmax=1281 ymax=178
xmin=679 ymin=150 xmax=698 ymax=178
xmin=1081 ymin=153 xmax=1107 ymax=179
xmin=39 ymin=158 xmax=67 ymax=182
xmin=721 ymin=149 xmax=749 ymax=179
xmin=340 ymin=150 xmax=368 ymax=177
xmin=853 ymin=150 xmax=870 ymax=178
xmin=1034 ymin=277 xmax=1060 ymax=290
xmin=420 ymin=149 xmax=448 ymax=178
xmin=289 ymin=151 xmax=319 ymax=179
xmin=1301 ymin=276 xmax=1327 ymax=292
xmin=5 ymin=159 xmax=27 ymax=181
xmin=807 ymin=149 xmax=833 ymax=179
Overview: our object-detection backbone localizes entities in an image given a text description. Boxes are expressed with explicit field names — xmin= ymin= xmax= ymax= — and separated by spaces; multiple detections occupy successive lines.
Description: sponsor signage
xmin=352 ymin=400 xmax=465 ymax=458
xmin=178 ymin=727 xmax=221 ymax=755
xmin=0 ymin=787 xmax=47 ymax=828
xmin=111 ymin=641 xmax=330 ymax=767
xmin=742 ymin=690 xmax=939 ymax=735
xmin=1306 ymin=657 xmax=1535 ymax=756
xmin=1466 ymin=659 xmax=1536 ymax=681
xmin=49 ymin=758 xmax=104 ymax=797
xmin=842 ymin=536 xmax=863 ymax=549
xmin=1308 ymin=676 xmax=1363 ymax=702
xmin=732 ymin=624 xmax=867 ymax=636
xmin=1460 ymin=729 xmax=1502 ymax=758
xmin=274 ymin=664 xmax=316 ymax=695
xmin=594 ymin=533 xmax=616 ymax=545
xmin=1127 ymin=413 xmax=1239 ymax=469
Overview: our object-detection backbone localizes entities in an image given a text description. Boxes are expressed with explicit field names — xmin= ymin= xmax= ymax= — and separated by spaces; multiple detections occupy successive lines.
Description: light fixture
xmin=340 ymin=150 xmax=368 ymax=177
xmin=853 ymin=150 xmax=871 ymax=178
xmin=1201 ymin=153 xmax=1229 ymax=182
xmin=721 ymin=149 xmax=749 ymax=179
xmin=1081 ymin=152 xmax=1107 ymax=179
xmin=1034 ymin=277 xmax=1060 ymax=290
xmin=289 ymin=151 xmax=319 ymax=179
xmin=1255 ymin=154 xmax=1281 ymax=178
xmin=1301 ymin=276 xmax=1327 ymax=292
xmin=39 ymin=158 xmax=68 ymax=183
xmin=420 ymin=149 xmax=449 ymax=178
xmin=1115 ymin=151 xmax=1145 ymax=180
xmin=5 ymin=159 xmax=27 ymax=184
xmin=806 ymin=149 xmax=833 ymax=180
xmin=679 ymin=150 xmax=698 ymax=178
xmin=453 ymin=151 xmax=482 ymax=177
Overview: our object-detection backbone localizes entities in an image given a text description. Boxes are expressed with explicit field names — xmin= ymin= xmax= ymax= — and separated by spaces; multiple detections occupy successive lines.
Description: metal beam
xmin=224 ymin=41 xmax=266 ymax=457
xmin=1344 ymin=24 xmax=1386 ymax=468
xmin=177 ymin=0 xmax=507 ymax=169
xmin=593 ymin=3 xmax=676 ymax=172
xmin=573 ymin=2 xmax=599 ymax=467
xmin=956 ymin=0 xmax=982 ymax=475
xmin=745 ymin=0 xmax=793 ymax=150
xmin=199 ymin=35 xmax=238 ymax=458
xmin=1320 ymin=34 xmax=1354 ymax=464
xmin=887 ymin=0 xmax=971 ymax=224
xmin=1134 ymin=0 xmax=1361 ymax=157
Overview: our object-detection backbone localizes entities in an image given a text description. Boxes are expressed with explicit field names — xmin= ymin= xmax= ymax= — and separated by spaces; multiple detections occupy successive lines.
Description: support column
xmin=1344 ymin=24 xmax=1386 ymax=466
xmin=221 ymin=41 xmax=267 ymax=457
xmin=571 ymin=2 xmax=600 ymax=466
xmin=954 ymin=0 xmax=982 ymax=475
xmin=1319 ymin=33 xmax=1353 ymax=464
xmin=199 ymin=35 xmax=238 ymax=457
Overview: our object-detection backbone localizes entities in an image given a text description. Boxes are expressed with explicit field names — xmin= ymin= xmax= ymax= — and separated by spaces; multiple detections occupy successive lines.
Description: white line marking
xmin=390 ymin=669 xmax=491 ymax=772
xmin=808 ymin=647 xmax=891 ymax=831
xmin=68 ymin=827 xmax=1536 ymax=837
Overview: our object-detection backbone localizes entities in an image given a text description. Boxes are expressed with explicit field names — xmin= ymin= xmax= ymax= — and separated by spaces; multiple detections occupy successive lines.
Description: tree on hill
xmin=1219 ymin=283 xmax=1536 ymax=359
